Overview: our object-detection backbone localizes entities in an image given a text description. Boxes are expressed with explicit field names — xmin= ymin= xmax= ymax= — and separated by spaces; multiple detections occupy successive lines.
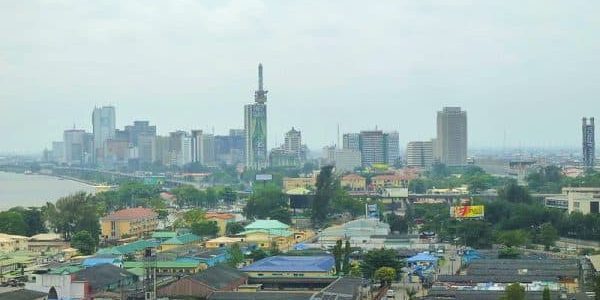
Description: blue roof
xmin=241 ymin=255 xmax=334 ymax=273
xmin=82 ymin=257 xmax=121 ymax=268
xmin=407 ymin=252 xmax=439 ymax=263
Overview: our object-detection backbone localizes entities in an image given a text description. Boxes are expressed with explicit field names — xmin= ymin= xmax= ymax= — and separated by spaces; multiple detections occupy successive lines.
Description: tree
xmin=8 ymin=207 xmax=46 ymax=236
xmin=227 ymin=243 xmax=244 ymax=267
xmin=71 ymin=230 xmax=95 ymax=255
xmin=243 ymin=183 xmax=291 ymax=223
xmin=171 ymin=185 xmax=205 ymax=207
xmin=501 ymin=283 xmax=525 ymax=300
xmin=191 ymin=221 xmax=219 ymax=238
xmin=542 ymin=286 xmax=551 ymax=300
xmin=374 ymin=267 xmax=396 ymax=286
xmin=312 ymin=165 xmax=336 ymax=226
xmin=497 ymin=230 xmax=529 ymax=248
xmin=0 ymin=211 xmax=27 ymax=236
xmin=46 ymin=193 xmax=100 ymax=242
xmin=247 ymin=248 xmax=268 ymax=261
xmin=220 ymin=187 xmax=237 ymax=203
xmin=342 ymin=240 xmax=352 ymax=275
xmin=386 ymin=213 xmax=409 ymax=234
xmin=174 ymin=208 xmax=206 ymax=228
xmin=332 ymin=240 xmax=343 ymax=275
xmin=360 ymin=248 xmax=404 ymax=279
xmin=538 ymin=223 xmax=559 ymax=250
xmin=226 ymin=222 xmax=245 ymax=235
xmin=499 ymin=182 xmax=532 ymax=203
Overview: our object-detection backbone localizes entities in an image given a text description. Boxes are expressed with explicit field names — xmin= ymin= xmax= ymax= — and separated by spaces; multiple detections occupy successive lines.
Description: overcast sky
xmin=1 ymin=1 xmax=599 ymax=154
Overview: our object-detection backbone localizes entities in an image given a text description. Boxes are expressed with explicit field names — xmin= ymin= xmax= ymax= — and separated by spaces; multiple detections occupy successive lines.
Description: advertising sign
xmin=255 ymin=174 xmax=273 ymax=181
xmin=450 ymin=205 xmax=484 ymax=218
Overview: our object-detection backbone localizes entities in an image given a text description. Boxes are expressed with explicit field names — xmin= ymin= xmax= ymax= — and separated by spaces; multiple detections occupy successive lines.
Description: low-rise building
xmin=318 ymin=218 xmax=391 ymax=249
xmin=544 ymin=187 xmax=600 ymax=214
xmin=205 ymin=213 xmax=236 ymax=236
xmin=26 ymin=264 xmax=137 ymax=299
xmin=0 ymin=233 xmax=28 ymax=253
xmin=371 ymin=174 xmax=410 ymax=188
xmin=205 ymin=237 xmax=244 ymax=249
xmin=160 ymin=233 xmax=202 ymax=251
xmin=124 ymin=260 xmax=204 ymax=275
xmin=241 ymin=255 xmax=336 ymax=289
xmin=341 ymin=174 xmax=367 ymax=191
xmin=283 ymin=177 xmax=316 ymax=191
xmin=158 ymin=265 xmax=248 ymax=299
xmin=28 ymin=233 xmax=69 ymax=254
xmin=101 ymin=207 xmax=158 ymax=241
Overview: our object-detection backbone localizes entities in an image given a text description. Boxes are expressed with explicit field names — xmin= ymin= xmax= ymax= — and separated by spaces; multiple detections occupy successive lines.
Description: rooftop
xmin=206 ymin=213 xmax=236 ymax=220
xmin=73 ymin=264 xmax=136 ymax=290
xmin=151 ymin=231 xmax=178 ymax=239
xmin=102 ymin=207 xmax=158 ymax=221
xmin=97 ymin=239 xmax=158 ymax=255
xmin=241 ymin=255 xmax=334 ymax=273
xmin=208 ymin=291 xmax=314 ymax=300
xmin=0 ymin=289 xmax=48 ymax=300
xmin=162 ymin=233 xmax=201 ymax=245
xmin=244 ymin=219 xmax=290 ymax=230
xmin=191 ymin=265 xmax=248 ymax=289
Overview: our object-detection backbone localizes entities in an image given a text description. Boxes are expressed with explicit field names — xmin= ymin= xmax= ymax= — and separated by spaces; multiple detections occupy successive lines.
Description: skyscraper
xmin=436 ymin=107 xmax=467 ymax=166
xmin=343 ymin=133 xmax=360 ymax=152
xmin=383 ymin=131 xmax=400 ymax=166
xmin=359 ymin=130 xmax=385 ymax=167
xmin=92 ymin=106 xmax=116 ymax=163
xmin=406 ymin=141 xmax=434 ymax=168
xmin=583 ymin=117 xmax=595 ymax=168
xmin=284 ymin=127 xmax=302 ymax=159
xmin=63 ymin=129 xmax=87 ymax=165
xmin=244 ymin=64 xmax=268 ymax=169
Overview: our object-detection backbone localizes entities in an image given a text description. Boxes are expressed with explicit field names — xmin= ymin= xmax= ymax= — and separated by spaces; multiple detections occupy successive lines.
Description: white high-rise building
xmin=92 ymin=106 xmax=116 ymax=163
xmin=284 ymin=127 xmax=302 ymax=158
xmin=436 ymin=107 xmax=467 ymax=166
xmin=63 ymin=129 xmax=87 ymax=165
xmin=343 ymin=133 xmax=360 ymax=151
xmin=406 ymin=141 xmax=434 ymax=168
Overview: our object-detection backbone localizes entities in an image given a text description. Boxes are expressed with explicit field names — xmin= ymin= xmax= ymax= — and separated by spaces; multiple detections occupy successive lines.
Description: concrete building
xmin=154 ymin=135 xmax=171 ymax=165
xmin=63 ymin=129 xmax=87 ymax=165
xmin=384 ymin=131 xmax=400 ymax=166
xmin=545 ymin=187 xmax=600 ymax=214
xmin=191 ymin=130 xmax=216 ymax=166
xmin=215 ymin=129 xmax=245 ymax=165
xmin=244 ymin=64 xmax=268 ymax=170
xmin=100 ymin=207 xmax=159 ymax=240
xmin=92 ymin=106 xmax=116 ymax=163
xmin=284 ymin=127 xmax=302 ymax=158
xmin=334 ymin=149 xmax=362 ymax=173
xmin=436 ymin=107 xmax=467 ymax=166
xmin=341 ymin=174 xmax=367 ymax=191
xmin=583 ymin=117 xmax=595 ymax=169
xmin=343 ymin=133 xmax=360 ymax=152
xmin=169 ymin=131 xmax=192 ymax=167
xmin=51 ymin=141 xmax=65 ymax=164
xmin=359 ymin=130 xmax=385 ymax=167
xmin=406 ymin=140 xmax=434 ymax=168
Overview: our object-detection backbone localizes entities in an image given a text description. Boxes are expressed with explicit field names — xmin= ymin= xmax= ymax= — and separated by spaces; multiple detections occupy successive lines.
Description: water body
xmin=0 ymin=171 xmax=96 ymax=211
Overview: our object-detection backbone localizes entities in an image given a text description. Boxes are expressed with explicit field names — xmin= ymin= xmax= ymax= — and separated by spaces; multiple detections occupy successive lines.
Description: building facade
xmin=244 ymin=64 xmax=268 ymax=170
xmin=63 ymin=129 xmax=88 ymax=165
xmin=359 ymin=130 xmax=385 ymax=167
xmin=92 ymin=106 xmax=116 ymax=163
xmin=583 ymin=117 xmax=595 ymax=169
xmin=406 ymin=141 xmax=434 ymax=168
xmin=343 ymin=133 xmax=360 ymax=152
xmin=384 ymin=131 xmax=400 ymax=166
xmin=100 ymin=207 xmax=159 ymax=240
xmin=436 ymin=106 xmax=467 ymax=166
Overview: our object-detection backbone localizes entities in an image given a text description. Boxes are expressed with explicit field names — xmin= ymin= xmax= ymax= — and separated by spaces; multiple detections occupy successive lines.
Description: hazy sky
xmin=1 ymin=1 xmax=599 ymax=154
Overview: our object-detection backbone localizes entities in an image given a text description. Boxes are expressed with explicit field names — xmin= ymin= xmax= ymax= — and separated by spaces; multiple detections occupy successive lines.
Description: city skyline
xmin=1 ymin=1 xmax=600 ymax=153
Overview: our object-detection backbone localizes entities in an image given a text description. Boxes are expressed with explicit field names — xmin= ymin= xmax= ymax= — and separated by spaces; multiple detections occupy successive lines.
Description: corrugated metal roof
xmin=241 ymin=255 xmax=334 ymax=273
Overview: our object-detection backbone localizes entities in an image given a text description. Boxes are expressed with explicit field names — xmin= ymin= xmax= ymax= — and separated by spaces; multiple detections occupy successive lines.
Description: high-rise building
xmin=284 ymin=127 xmax=302 ymax=158
xmin=406 ymin=141 xmax=434 ymax=168
xmin=383 ymin=131 xmax=400 ymax=166
xmin=154 ymin=136 xmax=170 ymax=165
xmin=63 ymin=129 xmax=87 ymax=165
xmin=169 ymin=131 xmax=192 ymax=167
xmin=359 ymin=130 xmax=385 ymax=167
xmin=321 ymin=146 xmax=361 ymax=173
xmin=214 ymin=129 xmax=245 ymax=165
xmin=124 ymin=121 xmax=156 ymax=146
xmin=92 ymin=106 xmax=116 ymax=163
xmin=244 ymin=64 xmax=268 ymax=170
xmin=583 ymin=117 xmax=595 ymax=168
xmin=191 ymin=130 xmax=216 ymax=166
xmin=51 ymin=141 xmax=65 ymax=164
xmin=436 ymin=107 xmax=467 ymax=166
xmin=343 ymin=133 xmax=360 ymax=152
xmin=124 ymin=121 xmax=156 ymax=167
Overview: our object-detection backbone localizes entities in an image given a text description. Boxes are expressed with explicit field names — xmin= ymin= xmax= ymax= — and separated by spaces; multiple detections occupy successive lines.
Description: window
xmin=574 ymin=201 xmax=580 ymax=208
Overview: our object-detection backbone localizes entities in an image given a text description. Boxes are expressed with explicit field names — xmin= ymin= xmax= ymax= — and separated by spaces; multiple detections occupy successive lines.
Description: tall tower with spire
xmin=244 ymin=63 xmax=269 ymax=169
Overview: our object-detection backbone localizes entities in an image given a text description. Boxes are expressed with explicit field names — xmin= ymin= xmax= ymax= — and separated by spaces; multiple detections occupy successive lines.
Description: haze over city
xmin=1 ymin=1 xmax=600 ymax=153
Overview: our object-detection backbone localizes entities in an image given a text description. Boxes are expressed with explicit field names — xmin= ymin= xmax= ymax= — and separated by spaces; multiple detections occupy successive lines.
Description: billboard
xmin=367 ymin=204 xmax=379 ymax=219
xmin=256 ymin=174 xmax=273 ymax=181
xmin=250 ymin=104 xmax=267 ymax=165
xmin=450 ymin=205 xmax=484 ymax=218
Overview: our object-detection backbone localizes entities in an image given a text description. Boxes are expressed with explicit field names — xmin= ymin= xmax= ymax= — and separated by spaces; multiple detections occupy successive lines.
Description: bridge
xmin=51 ymin=167 xmax=202 ymax=189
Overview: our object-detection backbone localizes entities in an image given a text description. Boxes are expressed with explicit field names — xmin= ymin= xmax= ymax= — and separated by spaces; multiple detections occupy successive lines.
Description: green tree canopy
xmin=0 ymin=211 xmax=27 ymax=236
xmin=312 ymin=165 xmax=336 ymax=226
xmin=72 ymin=230 xmax=96 ymax=255
xmin=191 ymin=221 xmax=219 ymax=238
xmin=374 ymin=267 xmax=396 ymax=286
xmin=227 ymin=243 xmax=244 ymax=267
xmin=497 ymin=230 xmax=529 ymax=248
xmin=360 ymin=248 xmax=404 ymax=279
xmin=46 ymin=192 xmax=100 ymax=242
xmin=501 ymin=283 xmax=525 ymax=300
xmin=243 ymin=183 xmax=291 ymax=224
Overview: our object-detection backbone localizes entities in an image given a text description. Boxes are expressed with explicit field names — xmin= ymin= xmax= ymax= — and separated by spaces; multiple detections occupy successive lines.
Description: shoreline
xmin=0 ymin=170 xmax=100 ymax=188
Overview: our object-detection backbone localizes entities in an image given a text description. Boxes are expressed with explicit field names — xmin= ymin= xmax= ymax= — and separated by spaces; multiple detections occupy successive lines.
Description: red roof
xmin=102 ymin=207 xmax=158 ymax=221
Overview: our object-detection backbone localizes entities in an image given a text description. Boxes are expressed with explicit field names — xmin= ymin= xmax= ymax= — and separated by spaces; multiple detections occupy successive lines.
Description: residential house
xmin=160 ymin=233 xmax=201 ymax=251
xmin=0 ymin=233 xmax=28 ymax=253
xmin=158 ymin=265 xmax=247 ymax=299
xmin=27 ymin=233 xmax=69 ymax=254
xmin=241 ymin=255 xmax=336 ymax=289
xmin=26 ymin=264 xmax=137 ymax=300
xmin=340 ymin=174 xmax=367 ymax=191
xmin=124 ymin=260 xmax=204 ymax=275
xmin=205 ymin=237 xmax=244 ymax=249
xmin=100 ymin=207 xmax=158 ymax=241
